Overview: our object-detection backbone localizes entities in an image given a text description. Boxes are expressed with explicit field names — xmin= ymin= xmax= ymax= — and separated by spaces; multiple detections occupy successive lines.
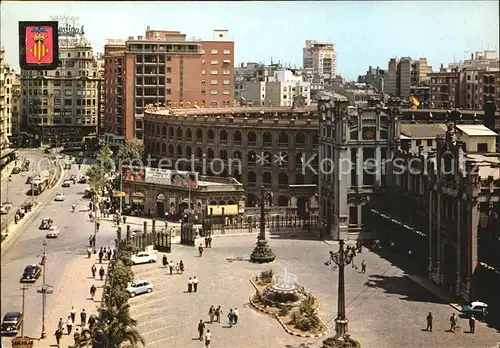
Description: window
xmin=201 ymin=80 xmax=206 ymax=85
xmin=222 ymin=90 xmax=230 ymax=95
xmin=223 ymin=80 xmax=231 ymax=85
xmin=222 ymin=70 xmax=231 ymax=75
xmin=201 ymin=69 xmax=206 ymax=75
xmin=201 ymin=89 xmax=206 ymax=95
xmin=211 ymin=80 xmax=218 ymax=85
xmin=166 ymin=89 xmax=171 ymax=95
xmin=477 ymin=143 xmax=488 ymax=152
xmin=210 ymin=70 xmax=218 ymax=75
xmin=349 ymin=206 xmax=358 ymax=225
xmin=210 ymin=49 xmax=218 ymax=54
xmin=415 ymin=139 xmax=422 ymax=146
xmin=223 ymin=49 xmax=231 ymax=55
xmin=211 ymin=60 xmax=218 ymax=65
xmin=426 ymin=139 xmax=433 ymax=146
xmin=210 ymin=90 xmax=218 ymax=95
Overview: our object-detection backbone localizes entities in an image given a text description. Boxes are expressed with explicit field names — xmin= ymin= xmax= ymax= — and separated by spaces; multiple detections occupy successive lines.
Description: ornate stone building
xmin=143 ymin=101 xmax=320 ymax=215
xmin=368 ymin=123 xmax=499 ymax=301
xmin=316 ymin=91 xmax=400 ymax=239
xmin=122 ymin=174 xmax=245 ymax=217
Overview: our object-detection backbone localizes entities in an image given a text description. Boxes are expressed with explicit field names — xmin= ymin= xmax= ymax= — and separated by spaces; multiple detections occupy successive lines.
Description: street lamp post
xmin=249 ymin=185 xmax=275 ymax=263
xmin=322 ymin=240 xmax=358 ymax=348
xmin=41 ymin=240 xmax=47 ymax=339
xmin=20 ymin=285 xmax=29 ymax=336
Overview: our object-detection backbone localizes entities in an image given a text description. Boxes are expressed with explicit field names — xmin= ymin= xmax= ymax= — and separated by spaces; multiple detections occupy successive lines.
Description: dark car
xmin=20 ymin=264 xmax=42 ymax=283
xmin=39 ymin=218 xmax=53 ymax=230
xmin=11 ymin=167 xmax=21 ymax=174
xmin=1 ymin=312 xmax=23 ymax=335
xmin=26 ymin=176 xmax=33 ymax=184
xmin=61 ymin=180 xmax=72 ymax=188
xmin=78 ymin=176 xmax=87 ymax=184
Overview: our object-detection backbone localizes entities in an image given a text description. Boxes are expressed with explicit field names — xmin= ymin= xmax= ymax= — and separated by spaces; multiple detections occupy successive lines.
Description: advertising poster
xmin=19 ymin=21 xmax=59 ymax=70
xmin=145 ymin=167 xmax=171 ymax=185
xmin=169 ymin=171 xmax=198 ymax=188
xmin=122 ymin=166 xmax=145 ymax=182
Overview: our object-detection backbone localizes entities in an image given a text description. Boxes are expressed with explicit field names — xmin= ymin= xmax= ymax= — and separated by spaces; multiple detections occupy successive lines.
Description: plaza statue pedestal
xmin=322 ymin=335 xmax=361 ymax=348
xmin=250 ymin=239 xmax=275 ymax=263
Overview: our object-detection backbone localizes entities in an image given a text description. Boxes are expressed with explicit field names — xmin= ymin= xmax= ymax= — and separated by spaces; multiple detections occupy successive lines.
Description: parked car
xmin=0 ymin=202 xmax=11 ymax=215
xmin=70 ymin=174 xmax=77 ymax=184
xmin=126 ymin=281 xmax=153 ymax=297
xmin=39 ymin=217 xmax=53 ymax=230
xmin=461 ymin=301 xmax=488 ymax=320
xmin=20 ymin=264 xmax=42 ymax=283
xmin=46 ymin=226 xmax=60 ymax=238
xmin=11 ymin=167 xmax=21 ymax=174
xmin=131 ymin=252 xmax=157 ymax=265
xmin=83 ymin=187 xmax=93 ymax=198
xmin=61 ymin=180 xmax=72 ymax=188
xmin=54 ymin=193 xmax=65 ymax=202
xmin=78 ymin=176 xmax=88 ymax=184
xmin=1 ymin=312 xmax=23 ymax=335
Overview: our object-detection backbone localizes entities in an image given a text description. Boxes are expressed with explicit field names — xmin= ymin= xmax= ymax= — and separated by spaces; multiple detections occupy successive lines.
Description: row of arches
xmin=145 ymin=124 xmax=318 ymax=146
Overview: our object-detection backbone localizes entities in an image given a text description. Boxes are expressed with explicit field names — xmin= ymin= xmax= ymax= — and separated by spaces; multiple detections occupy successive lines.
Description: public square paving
xmin=129 ymin=233 xmax=500 ymax=348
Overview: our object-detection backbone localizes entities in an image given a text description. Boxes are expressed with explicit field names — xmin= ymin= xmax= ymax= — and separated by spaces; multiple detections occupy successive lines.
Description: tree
xmin=86 ymin=145 xmax=115 ymax=195
xmin=116 ymin=139 xmax=145 ymax=165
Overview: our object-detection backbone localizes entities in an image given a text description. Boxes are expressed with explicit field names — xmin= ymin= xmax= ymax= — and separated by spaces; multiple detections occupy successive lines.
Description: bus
xmin=31 ymin=170 xmax=50 ymax=195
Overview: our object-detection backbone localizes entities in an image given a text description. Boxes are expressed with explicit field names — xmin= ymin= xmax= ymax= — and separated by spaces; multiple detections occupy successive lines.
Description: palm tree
xmin=89 ymin=303 xmax=145 ymax=348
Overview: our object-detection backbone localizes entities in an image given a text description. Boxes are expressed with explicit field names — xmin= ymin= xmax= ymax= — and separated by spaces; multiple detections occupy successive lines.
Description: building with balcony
xmin=302 ymin=40 xmax=337 ymax=82
xmin=429 ymin=69 xmax=460 ymax=109
xmin=384 ymin=57 xmax=432 ymax=99
xmin=20 ymin=35 xmax=102 ymax=148
xmin=0 ymin=47 xmax=16 ymax=149
xmin=103 ymin=28 xmax=234 ymax=147
xmin=10 ymin=74 xmax=21 ymax=144
xmin=143 ymin=100 xmax=319 ymax=214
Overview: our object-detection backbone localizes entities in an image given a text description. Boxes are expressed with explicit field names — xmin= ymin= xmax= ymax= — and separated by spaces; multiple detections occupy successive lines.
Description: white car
xmin=46 ymin=226 xmax=60 ymax=238
xmin=54 ymin=193 xmax=65 ymax=201
xmin=131 ymin=252 xmax=157 ymax=265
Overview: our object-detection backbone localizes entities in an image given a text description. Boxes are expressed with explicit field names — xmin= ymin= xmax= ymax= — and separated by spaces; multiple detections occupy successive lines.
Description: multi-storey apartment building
xmin=357 ymin=66 xmax=386 ymax=93
xmin=384 ymin=57 xmax=432 ymax=99
xmin=103 ymin=28 xmax=234 ymax=145
xmin=428 ymin=68 xmax=460 ymax=109
xmin=20 ymin=35 xmax=102 ymax=148
xmin=478 ymin=69 xmax=500 ymax=107
xmin=10 ymin=74 xmax=21 ymax=144
xmin=0 ymin=47 xmax=15 ymax=149
xmin=303 ymin=40 xmax=337 ymax=82
xmin=242 ymin=70 xmax=311 ymax=107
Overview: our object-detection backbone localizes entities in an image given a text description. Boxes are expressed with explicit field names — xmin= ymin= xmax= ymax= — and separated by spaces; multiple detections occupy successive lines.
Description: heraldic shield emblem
xmin=19 ymin=21 xmax=59 ymax=70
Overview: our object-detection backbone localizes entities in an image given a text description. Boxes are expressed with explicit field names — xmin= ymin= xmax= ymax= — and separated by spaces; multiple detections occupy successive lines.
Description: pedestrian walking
xmin=70 ymin=306 xmax=76 ymax=323
xmin=89 ymin=235 xmax=93 ymax=247
xmin=98 ymin=249 xmax=103 ymax=263
xmin=205 ymin=329 xmax=212 ymax=347
xmin=179 ymin=260 xmax=184 ymax=273
xmin=66 ymin=316 xmax=73 ymax=335
xmin=198 ymin=319 xmax=205 ymax=341
xmin=73 ymin=329 xmax=80 ymax=346
xmin=58 ymin=318 xmax=64 ymax=331
xmin=469 ymin=316 xmax=475 ymax=333
xmin=208 ymin=305 xmax=215 ymax=323
xmin=80 ymin=309 xmax=87 ymax=327
xmin=207 ymin=235 xmax=212 ymax=248
xmin=87 ymin=247 xmax=92 ymax=258
xmin=426 ymin=312 xmax=433 ymax=332
xmin=199 ymin=244 xmax=204 ymax=257
xmin=91 ymin=264 xmax=97 ymax=278
xmin=188 ymin=277 xmax=193 ymax=293
xmin=107 ymin=248 xmax=112 ymax=260
xmin=88 ymin=315 xmax=96 ymax=330
xmin=99 ymin=266 xmax=105 ymax=281
xmin=193 ymin=276 xmax=199 ymax=292
xmin=214 ymin=306 xmax=222 ymax=323
xmin=90 ymin=284 xmax=97 ymax=299
xmin=169 ymin=261 xmax=174 ymax=275
xmin=54 ymin=328 xmax=62 ymax=347
xmin=162 ymin=255 xmax=168 ymax=268
xmin=227 ymin=309 xmax=235 ymax=327
xmin=233 ymin=308 xmax=239 ymax=324
xmin=361 ymin=260 xmax=367 ymax=274
xmin=96 ymin=221 xmax=100 ymax=232
xmin=449 ymin=313 xmax=457 ymax=332
xmin=205 ymin=236 xmax=208 ymax=248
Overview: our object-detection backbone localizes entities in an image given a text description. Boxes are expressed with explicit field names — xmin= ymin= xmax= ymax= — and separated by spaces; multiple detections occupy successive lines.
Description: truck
xmin=31 ymin=170 xmax=50 ymax=195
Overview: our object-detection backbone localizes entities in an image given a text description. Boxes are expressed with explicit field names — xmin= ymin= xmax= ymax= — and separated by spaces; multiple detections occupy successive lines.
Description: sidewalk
xmin=36 ymin=254 xmax=108 ymax=348
xmin=408 ymin=274 xmax=462 ymax=311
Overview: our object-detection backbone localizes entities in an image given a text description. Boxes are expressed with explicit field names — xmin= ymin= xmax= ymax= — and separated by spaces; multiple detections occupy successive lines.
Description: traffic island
xmin=249 ymin=271 xmax=329 ymax=338
xmin=250 ymin=238 xmax=276 ymax=263
xmin=322 ymin=335 xmax=362 ymax=348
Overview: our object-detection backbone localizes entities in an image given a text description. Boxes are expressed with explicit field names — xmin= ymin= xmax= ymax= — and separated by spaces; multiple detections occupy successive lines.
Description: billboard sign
xmin=122 ymin=166 xmax=145 ymax=182
xmin=144 ymin=168 xmax=198 ymax=188
xmin=19 ymin=21 xmax=59 ymax=70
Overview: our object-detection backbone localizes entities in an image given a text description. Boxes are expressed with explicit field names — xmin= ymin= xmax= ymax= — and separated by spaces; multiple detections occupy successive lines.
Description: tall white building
xmin=302 ymin=40 xmax=337 ymax=82
xmin=20 ymin=35 xmax=103 ymax=147
xmin=241 ymin=69 xmax=311 ymax=107
xmin=0 ymin=47 xmax=16 ymax=149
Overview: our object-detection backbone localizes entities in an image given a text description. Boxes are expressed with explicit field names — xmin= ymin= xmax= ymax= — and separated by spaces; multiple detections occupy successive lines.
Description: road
xmin=1 ymin=149 xmax=55 ymax=233
xmin=0 ymin=162 xmax=117 ymax=344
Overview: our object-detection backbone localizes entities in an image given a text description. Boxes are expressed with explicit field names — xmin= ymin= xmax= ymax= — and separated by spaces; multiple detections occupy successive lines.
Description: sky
xmin=1 ymin=1 xmax=499 ymax=80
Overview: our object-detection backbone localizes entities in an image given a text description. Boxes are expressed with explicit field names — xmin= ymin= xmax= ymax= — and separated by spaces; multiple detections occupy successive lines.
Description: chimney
xmin=440 ymin=63 xmax=444 ymax=72
xmin=471 ymin=53 xmax=474 ymax=60
xmin=128 ymin=36 xmax=134 ymax=40
xmin=138 ymin=36 xmax=143 ymax=40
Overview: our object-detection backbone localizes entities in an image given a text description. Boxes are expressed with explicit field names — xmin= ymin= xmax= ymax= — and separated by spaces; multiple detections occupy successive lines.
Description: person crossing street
xmin=197 ymin=319 xmax=205 ymax=341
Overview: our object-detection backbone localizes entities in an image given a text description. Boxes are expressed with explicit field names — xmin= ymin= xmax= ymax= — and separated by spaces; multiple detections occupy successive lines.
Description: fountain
xmin=262 ymin=267 xmax=305 ymax=307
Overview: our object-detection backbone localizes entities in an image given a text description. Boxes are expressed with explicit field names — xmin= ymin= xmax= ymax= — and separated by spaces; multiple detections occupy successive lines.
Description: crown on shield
xmin=34 ymin=34 xmax=46 ymax=43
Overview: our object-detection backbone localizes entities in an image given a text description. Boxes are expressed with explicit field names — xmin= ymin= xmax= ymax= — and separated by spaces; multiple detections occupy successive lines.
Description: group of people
xmin=54 ymin=307 xmax=95 ymax=347
xmin=14 ymin=202 xmax=33 ymax=224
xmin=162 ymin=255 xmax=185 ymax=274
xmin=425 ymin=312 xmax=477 ymax=333
xmin=196 ymin=306 xmax=240 ymax=346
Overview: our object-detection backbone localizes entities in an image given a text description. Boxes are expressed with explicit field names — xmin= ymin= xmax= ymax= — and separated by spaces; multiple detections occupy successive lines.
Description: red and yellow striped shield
xmin=29 ymin=40 xmax=49 ymax=62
